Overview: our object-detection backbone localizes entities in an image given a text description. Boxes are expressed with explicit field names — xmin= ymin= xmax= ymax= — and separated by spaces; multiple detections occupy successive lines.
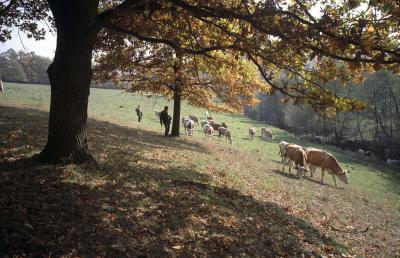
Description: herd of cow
xmin=178 ymin=112 xmax=276 ymax=145
xmin=178 ymin=113 xmax=348 ymax=187
xmin=156 ymin=111 xmax=397 ymax=181
xmin=179 ymin=113 xmax=233 ymax=144
xmin=278 ymin=141 xmax=350 ymax=187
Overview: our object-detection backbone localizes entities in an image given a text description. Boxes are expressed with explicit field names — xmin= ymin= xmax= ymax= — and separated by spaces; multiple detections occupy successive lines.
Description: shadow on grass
xmin=0 ymin=106 xmax=346 ymax=257
xmin=271 ymin=169 xmax=299 ymax=180
xmin=271 ymin=169 xmax=338 ymax=189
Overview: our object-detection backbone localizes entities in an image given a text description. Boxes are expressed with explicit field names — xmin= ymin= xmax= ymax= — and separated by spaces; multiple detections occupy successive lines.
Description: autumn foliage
xmin=1 ymin=0 xmax=400 ymax=162
xmin=95 ymin=42 xmax=267 ymax=113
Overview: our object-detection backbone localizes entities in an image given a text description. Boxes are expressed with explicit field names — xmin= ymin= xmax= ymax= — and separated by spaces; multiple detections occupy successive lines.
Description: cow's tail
xmin=302 ymin=156 xmax=310 ymax=172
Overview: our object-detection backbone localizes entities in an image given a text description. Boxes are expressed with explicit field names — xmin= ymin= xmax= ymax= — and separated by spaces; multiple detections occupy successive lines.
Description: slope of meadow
xmin=0 ymin=82 xmax=399 ymax=257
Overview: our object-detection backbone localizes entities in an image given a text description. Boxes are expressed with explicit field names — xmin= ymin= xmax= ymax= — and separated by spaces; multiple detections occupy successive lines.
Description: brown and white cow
xmin=189 ymin=114 xmax=199 ymax=124
xmin=282 ymin=144 xmax=307 ymax=178
xmin=209 ymin=121 xmax=222 ymax=131
xmin=261 ymin=127 xmax=272 ymax=140
xmin=218 ymin=127 xmax=233 ymax=144
xmin=305 ymin=148 xmax=349 ymax=187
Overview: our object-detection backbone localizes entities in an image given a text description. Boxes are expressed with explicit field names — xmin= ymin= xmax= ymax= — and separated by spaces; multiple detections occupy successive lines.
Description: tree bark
xmin=38 ymin=0 xmax=99 ymax=164
xmin=170 ymin=51 xmax=183 ymax=137
xmin=356 ymin=113 xmax=365 ymax=142
xmin=171 ymin=89 xmax=182 ymax=137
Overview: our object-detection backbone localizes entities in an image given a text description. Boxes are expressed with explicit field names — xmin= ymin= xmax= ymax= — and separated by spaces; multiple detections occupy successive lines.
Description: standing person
xmin=0 ymin=77 xmax=3 ymax=92
xmin=160 ymin=106 xmax=172 ymax=137
xmin=135 ymin=104 xmax=143 ymax=122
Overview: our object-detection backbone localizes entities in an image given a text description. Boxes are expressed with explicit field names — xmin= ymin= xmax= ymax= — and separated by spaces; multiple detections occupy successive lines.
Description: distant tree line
xmin=0 ymin=48 xmax=119 ymax=89
xmin=0 ymin=48 xmax=52 ymax=84
xmin=245 ymin=70 xmax=400 ymax=159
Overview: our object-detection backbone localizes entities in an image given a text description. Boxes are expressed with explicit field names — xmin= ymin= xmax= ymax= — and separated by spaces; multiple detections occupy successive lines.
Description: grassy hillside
xmin=2 ymin=82 xmax=399 ymax=199
xmin=1 ymin=82 xmax=399 ymax=257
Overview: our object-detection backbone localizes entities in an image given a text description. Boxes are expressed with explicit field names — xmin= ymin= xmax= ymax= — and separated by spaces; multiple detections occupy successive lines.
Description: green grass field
xmin=1 ymin=82 xmax=399 ymax=257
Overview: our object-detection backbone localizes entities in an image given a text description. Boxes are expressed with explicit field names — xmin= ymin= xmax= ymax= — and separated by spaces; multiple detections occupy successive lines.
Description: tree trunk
xmin=356 ymin=113 xmax=364 ymax=142
xmin=171 ymin=89 xmax=182 ymax=137
xmin=170 ymin=51 xmax=183 ymax=137
xmin=37 ymin=0 xmax=99 ymax=164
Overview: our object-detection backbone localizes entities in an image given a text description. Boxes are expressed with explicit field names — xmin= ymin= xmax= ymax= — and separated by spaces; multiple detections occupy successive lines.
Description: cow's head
xmin=338 ymin=170 xmax=349 ymax=184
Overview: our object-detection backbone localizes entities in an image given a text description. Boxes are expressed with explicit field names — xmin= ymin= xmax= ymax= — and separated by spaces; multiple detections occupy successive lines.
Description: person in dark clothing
xmin=135 ymin=104 xmax=143 ymax=122
xmin=160 ymin=106 xmax=172 ymax=136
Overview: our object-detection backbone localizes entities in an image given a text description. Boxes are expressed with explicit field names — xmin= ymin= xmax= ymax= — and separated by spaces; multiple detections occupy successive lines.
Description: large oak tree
xmin=1 ymin=0 xmax=399 ymax=164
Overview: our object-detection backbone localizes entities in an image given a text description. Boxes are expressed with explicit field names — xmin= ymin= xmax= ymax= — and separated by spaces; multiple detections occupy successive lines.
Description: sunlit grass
xmin=2 ymin=82 xmax=398 ymax=201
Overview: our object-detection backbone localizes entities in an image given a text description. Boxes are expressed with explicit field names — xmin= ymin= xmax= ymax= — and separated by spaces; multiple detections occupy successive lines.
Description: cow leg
xmin=288 ymin=161 xmax=292 ymax=174
xmin=321 ymin=169 xmax=325 ymax=184
xmin=309 ymin=166 xmax=315 ymax=178
xmin=297 ymin=166 xmax=303 ymax=178
xmin=332 ymin=175 xmax=339 ymax=188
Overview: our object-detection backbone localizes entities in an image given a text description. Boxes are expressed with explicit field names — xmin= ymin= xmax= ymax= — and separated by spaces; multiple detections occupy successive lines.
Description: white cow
xmin=154 ymin=110 xmax=161 ymax=119
xmin=249 ymin=128 xmax=256 ymax=140
xmin=313 ymin=135 xmax=328 ymax=144
xmin=183 ymin=118 xmax=195 ymax=136
xmin=358 ymin=149 xmax=366 ymax=158
xmin=387 ymin=159 xmax=400 ymax=167
xmin=203 ymin=124 xmax=214 ymax=140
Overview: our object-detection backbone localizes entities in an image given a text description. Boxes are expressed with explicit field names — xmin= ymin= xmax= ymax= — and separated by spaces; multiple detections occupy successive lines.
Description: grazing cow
xmin=313 ymin=135 xmax=328 ymax=144
xmin=358 ymin=149 xmax=366 ymax=158
xmin=282 ymin=144 xmax=307 ymax=178
xmin=305 ymin=148 xmax=349 ymax=187
xmin=261 ymin=127 xmax=272 ymax=140
xmin=218 ymin=127 xmax=233 ymax=144
xmin=155 ymin=110 xmax=161 ymax=119
xmin=249 ymin=128 xmax=256 ymax=140
xmin=387 ymin=159 xmax=400 ymax=167
xmin=364 ymin=150 xmax=376 ymax=159
xmin=209 ymin=121 xmax=222 ymax=131
xmin=203 ymin=124 xmax=214 ymax=140
xmin=189 ymin=114 xmax=199 ymax=124
xmin=278 ymin=141 xmax=290 ymax=163
xmin=183 ymin=118 xmax=195 ymax=136
xmin=358 ymin=149 xmax=376 ymax=160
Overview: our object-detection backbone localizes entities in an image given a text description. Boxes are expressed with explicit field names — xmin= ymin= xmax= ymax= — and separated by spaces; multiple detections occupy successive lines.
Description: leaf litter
xmin=0 ymin=106 xmax=399 ymax=257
